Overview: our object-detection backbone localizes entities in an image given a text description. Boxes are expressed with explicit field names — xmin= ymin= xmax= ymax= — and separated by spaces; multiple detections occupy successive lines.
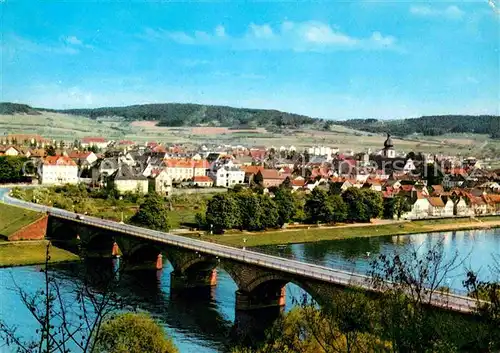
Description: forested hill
xmin=1 ymin=102 xmax=498 ymax=138
xmin=0 ymin=103 xmax=41 ymax=115
xmin=336 ymin=115 xmax=500 ymax=139
xmin=48 ymin=103 xmax=318 ymax=128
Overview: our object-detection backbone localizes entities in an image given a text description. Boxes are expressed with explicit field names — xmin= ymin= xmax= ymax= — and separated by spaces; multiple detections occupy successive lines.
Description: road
xmin=0 ymin=187 xmax=482 ymax=313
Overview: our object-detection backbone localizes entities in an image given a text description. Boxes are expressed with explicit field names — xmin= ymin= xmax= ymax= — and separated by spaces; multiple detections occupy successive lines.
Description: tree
xmin=329 ymin=194 xmax=348 ymax=223
xmin=367 ymin=240 xmax=479 ymax=352
xmin=0 ymin=156 xmax=28 ymax=183
xmin=253 ymin=171 xmax=264 ymax=186
xmin=234 ymin=192 xmax=279 ymax=231
xmin=130 ymin=193 xmax=171 ymax=231
xmin=342 ymin=188 xmax=369 ymax=222
xmin=273 ymin=187 xmax=296 ymax=226
xmin=305 ymin=188 xmax=331 ymax=224
xmin=92 ymin=312 xmax=178 ymax=353
xmin=45 ymin=145 xmax=56 ymax=156
xmin=258 ymin=194 xmax=279 ymax=229
xmin=384 ymin=195 xmax=411 ymax=220
xmin=235 ymin=192 xmax=263 ymax=230
xmin=281 ymin=177 xmax=292 ymax=189
xmin=360 ymin=189 xmax=383 ymax=219
xmin=205 ymin=193 xmax=240 ymax=232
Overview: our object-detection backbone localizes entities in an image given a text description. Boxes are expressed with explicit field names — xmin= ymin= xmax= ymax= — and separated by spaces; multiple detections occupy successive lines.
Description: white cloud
xmin=215 ymin=25 xmax=226 ymax=37
xmin=144 ymin=21 xmax=397 ymax=51
xmin=410 ymin=5 xmax=465 ymax=20
xmin=249 ymin=23 xmax=274 ymax=39
xmin=2 ymin=34 xmax=80 ymax=56
xmin=64 ymin=35 xmax=83 ymax=46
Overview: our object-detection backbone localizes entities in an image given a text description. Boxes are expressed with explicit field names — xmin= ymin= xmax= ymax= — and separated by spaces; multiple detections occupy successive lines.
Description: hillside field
xmin=1 ymin=111 xmax=499 ymax=158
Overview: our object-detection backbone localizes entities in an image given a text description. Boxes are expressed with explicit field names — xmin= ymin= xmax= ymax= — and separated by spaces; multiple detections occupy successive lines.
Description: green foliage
xmin=252 ymin=171 xmax=264 ymax=186
xmin=361 ymin=189 xmax=384 ymax=219
xmin=0 ymin=102 xmax=41 ymax=115
xmin=424 ymin=163 xmax=444 ymax=186
xmin=273 ymin=187 xmax=296 ymax=225
xmin=92 ymin=312 xmax=178 ymax=353
xmin=44 ymin=145 xmax=56 ymax=156
xmin=130 ymin=193 xmax=171 ymax=231
xmin=0 ymin=156 xmax=28 ymax=183
xmin=206 ymin=193 xmax=240 ymax=232
xmin=336 ymin=115 xmax=500 ymax=139
xmin=341 ymin=188 xmax=383 ymax=222
xmin=384 ymin=195 xmax=412 ymax=219
xmin=258 ymin=194 xmax=279 ymax=229
xmin=304 ymin=189 xmax=347 ymax=224
xmin=53 ymin=103 xmax=317 ymax=128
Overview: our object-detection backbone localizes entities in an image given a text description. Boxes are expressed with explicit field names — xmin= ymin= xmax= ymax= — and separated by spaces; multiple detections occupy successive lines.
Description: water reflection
xmin=1 ymin=228 xmax=498 ymax=353
xmin=255 ymin=228 xmax=500 ymax=291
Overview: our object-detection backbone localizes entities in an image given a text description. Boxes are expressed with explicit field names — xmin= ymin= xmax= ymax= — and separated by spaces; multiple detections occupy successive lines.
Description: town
xmin=1 ymin=132 xmax=499 ymax=226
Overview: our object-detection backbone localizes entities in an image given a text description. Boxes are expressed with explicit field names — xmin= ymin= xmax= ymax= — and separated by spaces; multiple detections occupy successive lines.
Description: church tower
xmin=383 ymin=133 xmax=395 ymax=158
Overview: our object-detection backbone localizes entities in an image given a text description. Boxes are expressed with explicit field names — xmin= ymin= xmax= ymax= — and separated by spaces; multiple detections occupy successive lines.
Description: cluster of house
xmin=2 ymin=133 xmax=500 ymax=219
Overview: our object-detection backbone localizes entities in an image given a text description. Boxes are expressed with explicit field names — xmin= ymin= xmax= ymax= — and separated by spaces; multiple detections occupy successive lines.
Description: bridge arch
xmin=245 ymin=275 xmax=324 ymax=307
xmin=83 ymin=233 xmax=116 ymax=257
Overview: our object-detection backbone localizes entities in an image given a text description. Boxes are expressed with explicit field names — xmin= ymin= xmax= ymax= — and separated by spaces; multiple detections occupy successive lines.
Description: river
xmin=0 ymin=228 xmax=499 ymax=352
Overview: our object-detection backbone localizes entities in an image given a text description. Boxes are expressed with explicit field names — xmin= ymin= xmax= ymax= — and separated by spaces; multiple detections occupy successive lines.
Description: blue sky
xmin=1 ymin=1 xmax=498 ymax=119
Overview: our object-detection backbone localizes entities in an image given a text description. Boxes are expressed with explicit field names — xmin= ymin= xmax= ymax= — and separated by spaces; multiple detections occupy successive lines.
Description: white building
xmin=110 ymin=165 xmax=148 ymax=194
xmin=41 ymin=156 xmax=79 ymax=185
xmin=0 ymin=146 xmax=21 ymax=156
xmin=401 ymin=194 xmax=430 ymax=220
xmin=80 ymin=137 xmax=109 ymax=150
xmin=307 ymin=146 xmax=338 ymax=157
xmin=211 ymin=166 xmax=245 ymax=188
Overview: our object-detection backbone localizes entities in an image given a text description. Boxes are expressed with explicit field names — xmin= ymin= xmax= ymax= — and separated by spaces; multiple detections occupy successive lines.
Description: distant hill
xmin=1 ymin=102 xmax=498 ymax=138
xmin=46 ymin=103 xmax=319 ymax=128
xmin=0 ymin=103 xmax=41 ymax=115
xmin=336 ymin=115 xmax=500 ymax=139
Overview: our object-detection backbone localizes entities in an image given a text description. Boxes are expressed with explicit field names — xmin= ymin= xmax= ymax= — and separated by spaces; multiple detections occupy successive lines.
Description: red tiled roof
xmin=427 ymin=197 xmax=445 ymax=207
xmin=291 ymin=179 xmax=306 ymax=187
xmin=152 ymin=145 xmax=167 ymax=153
xmin=194 ymin=160 xmax=210 ymax=169
xmin=165 ymin=159 xmax=194 ymax=168
xmin=193 ymin=176 xmax=213 ymax=182
xmin=43 ymin=156 xmax=77 ymax=166
xmin=243 ymin=165 xmax=264 ymax=175
xmin=81 ymin=137 xmax=107 ymax=143
xmin=260 ymin=169 xmax=284 ymax=180
xmin=68 ymin=151 xmax=92 ymax=159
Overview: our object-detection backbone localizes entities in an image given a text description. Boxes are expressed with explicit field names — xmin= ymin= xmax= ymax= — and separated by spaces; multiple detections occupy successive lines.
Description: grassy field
xmin=197 ymin=216 xmax=500 ymax=247
xmin=0 ymin=203 xmax=43 ymax=239
xmin=0 ymin=240 xmax=79 ymax=267
xmin=2 ymin=111 xmax=499 ymax=158
xmin=14 ymin=186 xmax=203 ymax=229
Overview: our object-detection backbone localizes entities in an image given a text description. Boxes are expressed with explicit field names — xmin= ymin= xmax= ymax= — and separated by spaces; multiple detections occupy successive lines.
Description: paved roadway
xmin=1 ymin=188 xmax=482 ymax=313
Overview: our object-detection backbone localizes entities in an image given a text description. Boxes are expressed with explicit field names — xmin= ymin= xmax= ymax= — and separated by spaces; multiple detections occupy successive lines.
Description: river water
xmin=0 ymin=228 xmax=499 ymax=353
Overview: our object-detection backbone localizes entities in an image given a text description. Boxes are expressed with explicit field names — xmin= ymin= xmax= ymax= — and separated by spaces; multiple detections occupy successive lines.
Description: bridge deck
xmin=3 ymin=193 xmax=482 ymax=313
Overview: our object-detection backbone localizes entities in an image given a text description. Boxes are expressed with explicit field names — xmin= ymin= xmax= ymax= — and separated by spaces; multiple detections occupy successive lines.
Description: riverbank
xmin=0 ymin=202 xmax=43 ymax=239
xmin=198 ymin=216 xmax=500 ymax=247
xmin=0 ymin=240 xmax=79 ymax=267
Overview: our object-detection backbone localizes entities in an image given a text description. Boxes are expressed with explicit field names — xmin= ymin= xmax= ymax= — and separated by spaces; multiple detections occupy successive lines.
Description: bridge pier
xmin=170 ymin=269 xmax=217 ymax=292
xmin=233 ymin=288 xmax=286 ymax=343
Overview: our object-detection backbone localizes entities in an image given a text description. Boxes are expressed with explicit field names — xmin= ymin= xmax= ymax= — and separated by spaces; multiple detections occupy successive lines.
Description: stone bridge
xmin=47 ymin=215 xmax=348 ymax=331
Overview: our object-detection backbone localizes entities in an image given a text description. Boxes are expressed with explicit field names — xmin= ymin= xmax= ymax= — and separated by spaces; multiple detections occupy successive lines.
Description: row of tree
xmin=201 ymin=186 xmax=391 ymax=233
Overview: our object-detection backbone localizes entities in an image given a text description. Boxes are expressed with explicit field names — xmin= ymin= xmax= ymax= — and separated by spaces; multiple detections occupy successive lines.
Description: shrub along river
xmin=0 ymin=228 xmax=498 ymax=352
